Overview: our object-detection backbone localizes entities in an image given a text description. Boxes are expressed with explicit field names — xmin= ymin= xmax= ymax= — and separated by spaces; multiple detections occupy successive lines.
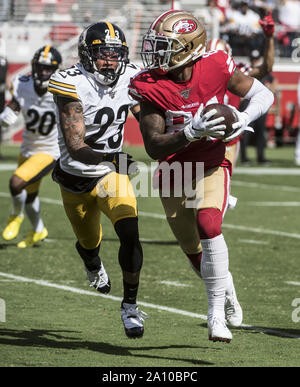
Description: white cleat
xmin=225 ymin=290 xmax=243 ymax=328
xmin=121 ymin=302 xmax=148 ymax=338
xmin=208 ymin=316 xmax=232 ymax=343
xmin=85 ymin=263 xmax=111 ymax=294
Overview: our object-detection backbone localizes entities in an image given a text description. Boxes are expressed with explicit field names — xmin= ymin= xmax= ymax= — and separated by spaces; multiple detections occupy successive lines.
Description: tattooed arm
xmin=140 ymin=101 xmax=189 ymax=160
xmin=56 ymin=96 xmax=106 ymax=165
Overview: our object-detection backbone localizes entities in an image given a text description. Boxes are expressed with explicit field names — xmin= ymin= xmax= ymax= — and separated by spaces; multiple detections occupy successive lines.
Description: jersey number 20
xmin=26 ymin=109 xmax=56 ymax=136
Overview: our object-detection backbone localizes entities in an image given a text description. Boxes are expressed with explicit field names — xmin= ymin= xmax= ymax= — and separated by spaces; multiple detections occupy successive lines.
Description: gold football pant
xmin=14 ymin=153 xmax=56 ymax=194
xmin=225 ymin=141 xmax=240 ymax=170
xmin=60 ymin=172 xmax=138 ymax=250
xmin=160 ymin=166 xmax=230 ymax=255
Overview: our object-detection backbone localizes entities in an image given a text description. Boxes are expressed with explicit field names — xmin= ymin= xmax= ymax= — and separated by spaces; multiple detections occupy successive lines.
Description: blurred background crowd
xmin=0 ymin=0 xmax=299 ymax=61
xmin=0 ymin=0 xmax=299 ymax=162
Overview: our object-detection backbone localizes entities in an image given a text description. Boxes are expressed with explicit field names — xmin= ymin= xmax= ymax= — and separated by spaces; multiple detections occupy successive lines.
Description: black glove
xmin=102 ymin=152 xmax=139 ymax=175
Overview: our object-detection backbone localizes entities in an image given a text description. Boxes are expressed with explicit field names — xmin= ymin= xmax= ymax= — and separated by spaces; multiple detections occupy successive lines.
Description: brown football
xmin=201 ymin=103 xmax=238 ymax=137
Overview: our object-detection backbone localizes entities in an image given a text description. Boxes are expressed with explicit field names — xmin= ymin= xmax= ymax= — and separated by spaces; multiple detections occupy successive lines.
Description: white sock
xmin=11 ymin=190 xmax=27 ymax=217
xmin=200 ymin=234 xmax=229 ymax=321
xmin=225 ymin=271 xmax=235 ymax=297
xmin=25 ymin=197 xmax=44 ymax=232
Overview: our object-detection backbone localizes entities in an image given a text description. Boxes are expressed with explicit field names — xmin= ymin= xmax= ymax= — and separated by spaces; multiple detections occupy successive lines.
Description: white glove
xmin=184 ymin=104 xmax=226 ymax=142
xmin=0 ymin=106 xmax=19 ymax=127
xmin=223 ymin=106 xmax=254 ymax=143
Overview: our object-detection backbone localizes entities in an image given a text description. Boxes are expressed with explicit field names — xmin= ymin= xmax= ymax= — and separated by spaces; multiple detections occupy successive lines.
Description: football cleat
xmin=17 ymin=227 xmax=48 ymax=248
xmin=85 ymin=263 xmax=111 ymax=294
xmin=225 ymin=291 xmax=243 ymax=328
xmin=208 ymin=316 xmax=232 ymax=343
xmin=121 ymin=302 xmax=148 ymax=338
xmin=2 ymin=214 xmax=24 ymax=240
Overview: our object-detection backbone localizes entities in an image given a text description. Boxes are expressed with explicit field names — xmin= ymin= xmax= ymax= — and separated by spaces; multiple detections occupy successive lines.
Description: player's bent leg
xmin=17 ymin=192 xmax=48 ymax=248
xmin=2 ymin=175 xmax=26 ymax=240
xmin=59 ymin=186 xmax=110 ymax=292
xmin=160 ymin=193 xmax=203 ymax=277
xmin=76 ymin=242 xmax=111 ymax=294
xmin=99 ymin=173 xmax=146 ymax=338
xmin=3 ymin=153 xmax=55 ymax=243
xmin=114 ymin=217 xmax=146 ymax=338
xmin=198 ymin=167 xmax=242 ymax=338
xmin=197 ymin=167 xmax=233 ymax=341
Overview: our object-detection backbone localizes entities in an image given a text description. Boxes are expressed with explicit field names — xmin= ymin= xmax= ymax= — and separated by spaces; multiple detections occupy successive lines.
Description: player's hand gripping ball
xmin=201 ymin=103 xmax=238 ymax=138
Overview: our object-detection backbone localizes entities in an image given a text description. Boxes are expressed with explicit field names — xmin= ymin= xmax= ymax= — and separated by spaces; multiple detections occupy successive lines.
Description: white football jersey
xmin=48 ymin=62 xmax=140 ymax=178
xmin=11 ymin=75 xmax=60 ymax=159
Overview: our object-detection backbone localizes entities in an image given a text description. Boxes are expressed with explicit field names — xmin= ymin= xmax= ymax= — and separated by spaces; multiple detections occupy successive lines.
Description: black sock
xmin=75 ymin=241 xmax=101 ymax=271
xmin=123 ymin=280 xmax=139 ymax=305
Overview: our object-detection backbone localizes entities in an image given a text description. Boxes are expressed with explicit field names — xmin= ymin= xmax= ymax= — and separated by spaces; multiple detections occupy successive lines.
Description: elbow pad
xmin=243 ymin=78 xmax=274 ymax=123
xmin=0 ymin=106 xmax=19 ymax=127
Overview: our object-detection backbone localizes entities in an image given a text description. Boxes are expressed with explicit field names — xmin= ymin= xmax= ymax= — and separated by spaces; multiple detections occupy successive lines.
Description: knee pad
xmin=114 ymin=217 xmax=143 ymax=273
xmin=197 ymin=208 xmax=222 ymax=240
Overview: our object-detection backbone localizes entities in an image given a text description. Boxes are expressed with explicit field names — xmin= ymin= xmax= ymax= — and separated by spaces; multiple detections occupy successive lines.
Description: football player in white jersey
xmin=48 ymin=22 xmax=146 ymax=338
xmin=1 ymin=45 xmax=62 ymax=248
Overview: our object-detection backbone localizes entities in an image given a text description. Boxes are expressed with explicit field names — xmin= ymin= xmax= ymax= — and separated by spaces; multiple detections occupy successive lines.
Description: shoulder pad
xmin=48 ymin=68 xmax=80 ymax=101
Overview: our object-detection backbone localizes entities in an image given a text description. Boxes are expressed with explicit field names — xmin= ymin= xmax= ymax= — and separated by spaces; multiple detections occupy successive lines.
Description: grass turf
xmin=0 ymin=144 xmax=300 ymax=367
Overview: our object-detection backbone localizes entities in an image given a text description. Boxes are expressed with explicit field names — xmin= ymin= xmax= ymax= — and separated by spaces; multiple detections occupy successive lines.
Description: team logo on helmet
xmin=173 ymin=19 xmax=197 ymax=34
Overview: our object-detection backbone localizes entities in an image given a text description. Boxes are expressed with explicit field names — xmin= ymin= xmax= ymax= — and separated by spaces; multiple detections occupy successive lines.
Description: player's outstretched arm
xmin=56 ymin=96 xmax=106 ymax=165
xmin=249 ymin=12 xmax=275 ymax=80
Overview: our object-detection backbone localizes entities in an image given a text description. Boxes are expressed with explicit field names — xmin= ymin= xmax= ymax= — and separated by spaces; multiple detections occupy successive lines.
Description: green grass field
xmin=0 ymin=144 xmax=300 ymax=368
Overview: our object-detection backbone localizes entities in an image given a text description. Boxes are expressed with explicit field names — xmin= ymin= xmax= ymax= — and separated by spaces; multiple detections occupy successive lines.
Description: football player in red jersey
xmin=129 ymin=9 xmax=274 ymax=343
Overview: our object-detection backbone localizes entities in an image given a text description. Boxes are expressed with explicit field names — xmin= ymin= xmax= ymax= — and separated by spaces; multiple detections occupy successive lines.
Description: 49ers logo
xmin=173 ymin=19 xmax=197 ymax=34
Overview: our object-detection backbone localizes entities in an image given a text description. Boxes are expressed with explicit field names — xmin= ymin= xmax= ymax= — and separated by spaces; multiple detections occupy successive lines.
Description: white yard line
xmin=0 ymin=164 xmax=17 ymax=171
xmin=286 ymin=281 xmax=300 ymax=286
xmin=233 ymin=168 xmax=300 ymax=175
xmin=159 ymin=280 xmax=193 ymax=288
xmin=0 ymin=271 xmax=298 ymax=339
xmin=222 ymin=223 xmax=300 ymax=240
xmin=2 ymin=164 xmax=300 ymax=176
xmin=232 ymin=180 xmax=300 ymax=193
xmin=238 ymin=239 xmax=269 ymax=245
xmin=247 ymin=202 xmax=300 ymax=207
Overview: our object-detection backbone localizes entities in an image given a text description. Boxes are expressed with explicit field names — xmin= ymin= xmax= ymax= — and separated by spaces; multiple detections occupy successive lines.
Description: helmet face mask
xmin=140 ymin=10 xmax=207 ymax=72
xmin=32 ymin=46 xmax=62 ymax=90
xmin=141 ymin=32 xmax=185 ymax=71
xmin=78 ymin=22 xmax=129 ymax=86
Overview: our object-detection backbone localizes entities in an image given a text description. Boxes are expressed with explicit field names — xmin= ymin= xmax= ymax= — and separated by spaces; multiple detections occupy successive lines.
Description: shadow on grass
xmin=0 ymin=243 xmax=18 ymax=249
xmin=0 ymin=328 xmax=213 ymax=366
xmin=102 ymin=237 xmax=178 ymax=246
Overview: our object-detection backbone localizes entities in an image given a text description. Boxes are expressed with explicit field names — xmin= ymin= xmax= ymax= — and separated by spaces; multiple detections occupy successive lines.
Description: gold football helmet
xmin=207 ymin=38 xmax=232 ymax=57
xmin=141 ymin=10 xmax=207 ymax=72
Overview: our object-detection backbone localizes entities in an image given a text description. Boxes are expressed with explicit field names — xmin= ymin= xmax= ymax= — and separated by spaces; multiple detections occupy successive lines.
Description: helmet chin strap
xmin=34 ymin=78 xmax=49 ymax=90
xmin=92 ymin=62 xmax=121 ymax=86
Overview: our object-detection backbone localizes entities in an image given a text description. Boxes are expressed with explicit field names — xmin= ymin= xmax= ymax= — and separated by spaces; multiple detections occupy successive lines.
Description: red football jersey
xmin=129 ymin=50 xmax=235 ymax=168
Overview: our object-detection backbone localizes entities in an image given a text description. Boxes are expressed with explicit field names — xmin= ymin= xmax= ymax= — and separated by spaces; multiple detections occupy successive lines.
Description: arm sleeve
xmin=243 ymin=78 xmax=274 ymax=123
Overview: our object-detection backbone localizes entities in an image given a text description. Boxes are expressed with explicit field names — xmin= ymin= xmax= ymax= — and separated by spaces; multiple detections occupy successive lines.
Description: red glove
xmin=259 ymin=11 xmax=275 ymax=37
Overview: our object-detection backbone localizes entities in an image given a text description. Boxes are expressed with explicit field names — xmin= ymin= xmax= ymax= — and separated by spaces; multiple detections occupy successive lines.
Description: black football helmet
xmin=32 ymin=45 xmax=62 ymax=90
xmin=78 ymin=22 xmax=129 ymax=86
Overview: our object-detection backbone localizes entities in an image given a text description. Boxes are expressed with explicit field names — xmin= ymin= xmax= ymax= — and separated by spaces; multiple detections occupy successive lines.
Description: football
xmin=201 ymin=103 xmax=238 ymax=137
